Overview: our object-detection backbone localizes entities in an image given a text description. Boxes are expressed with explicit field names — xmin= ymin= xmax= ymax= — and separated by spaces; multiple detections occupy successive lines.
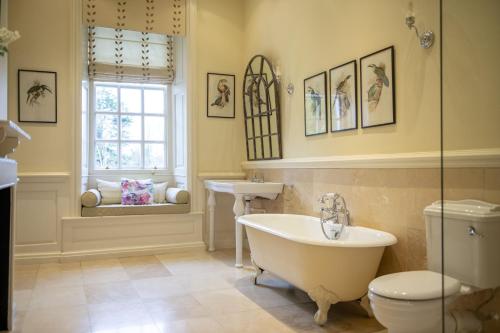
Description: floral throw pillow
xmin=121 ymin=178 xmax=154 ymax=205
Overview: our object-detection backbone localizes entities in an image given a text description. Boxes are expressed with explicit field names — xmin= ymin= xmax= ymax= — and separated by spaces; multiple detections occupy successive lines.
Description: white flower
xmin=0 ymin=27 xmax=20 ymax=45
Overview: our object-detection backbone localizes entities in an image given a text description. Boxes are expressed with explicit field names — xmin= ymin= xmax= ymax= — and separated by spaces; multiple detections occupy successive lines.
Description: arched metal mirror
xmin=243 ymin=55 xmax=282 ymax=160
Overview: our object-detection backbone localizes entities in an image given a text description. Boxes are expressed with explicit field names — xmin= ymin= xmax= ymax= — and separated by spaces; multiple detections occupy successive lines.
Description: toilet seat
xmin=368 ymin=271 xmax=462 ymax=333
xmin=369 ymin=270 xmax=461 ymax=300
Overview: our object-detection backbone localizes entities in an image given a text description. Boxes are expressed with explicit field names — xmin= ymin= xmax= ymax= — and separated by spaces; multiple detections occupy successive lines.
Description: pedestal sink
xmin=204 ymin=180 xmax=284 ymax=267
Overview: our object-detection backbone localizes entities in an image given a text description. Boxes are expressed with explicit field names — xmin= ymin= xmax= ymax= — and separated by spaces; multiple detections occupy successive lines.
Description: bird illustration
xmin=332 ymin=75 xmax=352 ymax=119
xmin=306 ymin=86 xmax=322 ymax=119
xmin=211 ymin=79 xmax=231 ymax=108
xmin=245 ymin=76 xmax=266 ymax=107
xmin=367 ymin=63 xmax=389 ymax=111
xmin=26 ymin=80 xmax=53 ymax=107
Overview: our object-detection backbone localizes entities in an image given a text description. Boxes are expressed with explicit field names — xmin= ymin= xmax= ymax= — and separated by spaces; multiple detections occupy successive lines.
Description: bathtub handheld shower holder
xmin=319 ymin=193 xmax=350 ymax=240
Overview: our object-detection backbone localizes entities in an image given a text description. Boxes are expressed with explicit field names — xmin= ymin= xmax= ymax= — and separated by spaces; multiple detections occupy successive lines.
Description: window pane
xmin=121 ymin=115 xmax=142 ymax=140
xmin=144 ymin=89 xmax=164 ymax=114
xmin=144 ymin=116 xmax=165 ymax=141
xmin=145 ymin=143 xmax=165 ymax=169
xmin=94 ymin=142 xmax=118 ymax=169
xmin=120 ymin=88 xmax=141 ymax=113
xmin=121 ymin=143 xmax=141 ymax=168
xmin=95 ymin=114 xmax=118 ymax=140
xmin=95 ymin=86 xmax=118 ymax=112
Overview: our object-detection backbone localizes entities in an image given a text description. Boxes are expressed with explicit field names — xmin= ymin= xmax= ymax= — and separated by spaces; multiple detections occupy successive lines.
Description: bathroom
xmin=0 ymin=0 xmax=498 ymax=332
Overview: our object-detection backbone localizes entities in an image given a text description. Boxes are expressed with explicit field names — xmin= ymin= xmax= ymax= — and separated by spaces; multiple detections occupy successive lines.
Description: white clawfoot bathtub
xmin=237 ymin=214 xmax=397 ymax=325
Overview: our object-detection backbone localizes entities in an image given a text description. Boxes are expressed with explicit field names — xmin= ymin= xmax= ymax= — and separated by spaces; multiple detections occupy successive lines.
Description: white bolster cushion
xmin=81 ymin=189 xmax=102 ymax=208
xmin=96 ymin=179 xmax=122 ymax=204
xmin=166 ymin=188 xmax=189 ymax=204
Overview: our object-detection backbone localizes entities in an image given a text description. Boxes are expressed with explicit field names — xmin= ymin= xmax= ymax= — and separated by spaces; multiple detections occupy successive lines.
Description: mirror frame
xmin=242 ymin=55 xmax=283 ymax=161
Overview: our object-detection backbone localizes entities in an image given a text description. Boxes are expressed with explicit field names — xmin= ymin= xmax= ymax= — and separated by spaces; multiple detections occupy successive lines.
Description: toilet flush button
xmin=467 ymin=226 xmax=483 ymax=237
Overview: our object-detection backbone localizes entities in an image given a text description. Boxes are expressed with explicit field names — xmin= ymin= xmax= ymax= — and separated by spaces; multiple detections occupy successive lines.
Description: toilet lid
xmin=369 ymin=271 xmax=461 ymax=300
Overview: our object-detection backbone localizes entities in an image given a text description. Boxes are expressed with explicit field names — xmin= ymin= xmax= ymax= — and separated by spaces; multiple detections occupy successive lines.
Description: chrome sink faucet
xmin=251 ymin=171 xmax=264 ymax=183
xmin=319 ymin=193 xmax=351 ymax=240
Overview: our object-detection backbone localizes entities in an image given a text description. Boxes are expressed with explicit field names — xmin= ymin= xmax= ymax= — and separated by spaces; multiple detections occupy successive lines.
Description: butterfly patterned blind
xmin=83 ymin=0 xmax=185 ymax=36
xmin=83 ymin=0 xmax=185 ymax=83
xmin=88 ymin=27 xmax=174 ymax=83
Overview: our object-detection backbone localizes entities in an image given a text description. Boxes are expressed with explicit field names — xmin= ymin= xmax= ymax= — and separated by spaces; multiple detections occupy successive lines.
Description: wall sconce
xmin=273 ymin=64 xmax=294 ymax=95
xmin=273 ymin=64 xmax=282 ymax=83
xmin=405 ymin=14 xmax=434 ymax=49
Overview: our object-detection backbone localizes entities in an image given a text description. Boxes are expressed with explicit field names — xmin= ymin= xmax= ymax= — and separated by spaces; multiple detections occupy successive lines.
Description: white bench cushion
xmin=81 ymin=203 xmax=190 ymax=217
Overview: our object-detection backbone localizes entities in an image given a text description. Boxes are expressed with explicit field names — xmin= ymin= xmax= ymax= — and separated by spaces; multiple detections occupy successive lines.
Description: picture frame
xmin=360 ymin=46 xmax=395 ymax=128
xmin=329 ymin=60 xmax=357 ymax=132
xmin=18 ymin=69 xmax=58 ymax=123
xmin=304 ymin=71 xmax=328 ymax=136
xmin=206 ymin=73 xmax=235 ymax=118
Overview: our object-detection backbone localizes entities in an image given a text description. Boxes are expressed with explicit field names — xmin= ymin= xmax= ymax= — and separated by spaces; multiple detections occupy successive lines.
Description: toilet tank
xmin=424 ymin=200 xmax=500 ymax=289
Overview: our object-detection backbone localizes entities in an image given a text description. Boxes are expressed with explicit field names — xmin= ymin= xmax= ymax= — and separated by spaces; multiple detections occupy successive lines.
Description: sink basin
xmin=204 ymin=180 xmax=284 ymax=199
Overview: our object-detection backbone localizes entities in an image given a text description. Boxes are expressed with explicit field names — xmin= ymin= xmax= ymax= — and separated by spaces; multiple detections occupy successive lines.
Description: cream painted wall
xmin=6 ymin=0 xmax=499 ymax=174
xmin=243 ymin=0 xmax=441 ymax=158
xmin=195 ymin=0 xmax=247 ymax=248
xmin=196 ymin=0 xmax=246 ymax=173
xmin=7 ymin=0 xmax=498 ymax=257
xmin=7 ymin=0 xmax=248 ymax=176
xmin=8 ymin=0 xmax=74 ymax=173
xmin=442 ymin=0 xmax=500 ymax=151
xmin=7 ymin=0 xmax=248 ymax=177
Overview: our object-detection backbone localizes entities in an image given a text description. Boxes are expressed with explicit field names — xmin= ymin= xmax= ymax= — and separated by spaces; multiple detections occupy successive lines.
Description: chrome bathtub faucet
xmin=319 ymin=193 xmax=350 ymax=240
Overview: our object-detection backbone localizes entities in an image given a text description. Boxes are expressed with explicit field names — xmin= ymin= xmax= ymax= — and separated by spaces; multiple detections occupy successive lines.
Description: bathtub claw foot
xmin=313 ymin=302 xmax=330 ymax=325
xmin=307 ymin=286 xmax=340 ymax=326
xmin=359 ymin=294 xmax=374 ymax=318
xmin=251 ymin=257 xmax=263 ymax=285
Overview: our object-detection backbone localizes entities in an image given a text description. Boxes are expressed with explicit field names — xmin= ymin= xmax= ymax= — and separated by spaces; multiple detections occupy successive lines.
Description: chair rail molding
xmin=18 ymin=172 xmax=72 ymax=183
xmin=197 ymin=172 xmax=246 ymax=180
xmin=241 ymin=148 xmax=500 ymax=170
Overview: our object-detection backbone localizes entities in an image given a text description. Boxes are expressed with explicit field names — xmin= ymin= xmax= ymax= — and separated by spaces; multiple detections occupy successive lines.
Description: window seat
xmin=81 ymin=186 xmax=190 ymax=217
xmin=81 ymin=202 xmax=190 ymax=217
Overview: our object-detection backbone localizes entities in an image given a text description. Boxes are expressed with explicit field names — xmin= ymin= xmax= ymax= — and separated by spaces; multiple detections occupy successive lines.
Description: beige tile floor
xmin=13 ymin=249 xmax=385 ymax=333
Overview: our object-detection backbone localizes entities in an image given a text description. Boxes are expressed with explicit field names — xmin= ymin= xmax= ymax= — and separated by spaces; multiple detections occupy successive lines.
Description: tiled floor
xmin=13 ymin=249 xmax=385 ymax=333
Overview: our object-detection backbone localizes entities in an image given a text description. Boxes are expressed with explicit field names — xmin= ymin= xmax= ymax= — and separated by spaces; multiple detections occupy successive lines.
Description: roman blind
xmin=83 ymin=0 xmax=186 ymax=36
xmin=88 ymin=27 xmax=174 ymax=83
xmin=84 ymin=0 xmax=185 ymax=83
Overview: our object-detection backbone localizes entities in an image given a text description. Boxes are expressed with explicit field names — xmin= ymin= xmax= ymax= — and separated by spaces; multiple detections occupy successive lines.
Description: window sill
xmin=89 ymin=169 xmax=174 ymax=177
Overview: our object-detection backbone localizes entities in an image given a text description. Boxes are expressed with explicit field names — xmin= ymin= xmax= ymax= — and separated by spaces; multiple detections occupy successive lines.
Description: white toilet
xmin=368 ymin=200 xmax=500 ymax=333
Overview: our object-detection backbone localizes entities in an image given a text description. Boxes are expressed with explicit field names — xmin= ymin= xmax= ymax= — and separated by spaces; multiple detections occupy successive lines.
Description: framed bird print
xmin=18 ymin=69 xmax=57 ymax=123
xmin=360 ymin=46 xmax=395 ymax=128
xmin=329 ymin=60 xmax=357 ymax=132
xmin=207 ymin=73 xmax=235 ymax=118
xmin=304 ymin=71 xmax=328 ymax=136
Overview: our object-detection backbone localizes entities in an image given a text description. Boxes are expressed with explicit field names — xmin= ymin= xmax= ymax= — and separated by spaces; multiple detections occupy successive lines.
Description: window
xmin=91 ymin=82 xmax=169 ymax=171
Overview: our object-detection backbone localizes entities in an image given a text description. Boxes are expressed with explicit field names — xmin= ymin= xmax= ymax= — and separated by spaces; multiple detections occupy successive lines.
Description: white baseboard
xmin=15 ymin=241 xmax=207 ymax=264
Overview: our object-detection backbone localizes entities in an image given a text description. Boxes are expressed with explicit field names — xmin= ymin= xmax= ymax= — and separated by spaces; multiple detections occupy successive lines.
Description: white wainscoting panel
xmin=15 ymin=173 xmax=71 ymax=256
xmin=60 ymin=213 xmax=203 ymax=261
xmin=16 ymin=191 xmax=57 ymax=245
